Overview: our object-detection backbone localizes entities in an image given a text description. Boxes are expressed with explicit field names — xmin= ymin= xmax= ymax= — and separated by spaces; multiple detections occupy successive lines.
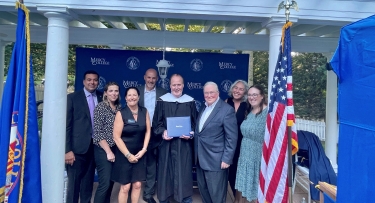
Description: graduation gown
xmin=153 ymin=93 xmax=198 ymax=202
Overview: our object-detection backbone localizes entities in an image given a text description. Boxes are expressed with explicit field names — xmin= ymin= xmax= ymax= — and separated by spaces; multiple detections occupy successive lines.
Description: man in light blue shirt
xmin=137 ymin=68 xmax=167 ymax=203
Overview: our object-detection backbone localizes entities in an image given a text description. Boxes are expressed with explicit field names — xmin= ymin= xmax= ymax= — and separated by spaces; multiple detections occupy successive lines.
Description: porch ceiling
xmin=0 ymin=0 xmax=374 ymax=52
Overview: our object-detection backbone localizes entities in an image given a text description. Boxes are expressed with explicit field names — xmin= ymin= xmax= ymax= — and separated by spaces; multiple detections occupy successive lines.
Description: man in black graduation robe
xmin=153 ymin=74 xmax=198 ymax=203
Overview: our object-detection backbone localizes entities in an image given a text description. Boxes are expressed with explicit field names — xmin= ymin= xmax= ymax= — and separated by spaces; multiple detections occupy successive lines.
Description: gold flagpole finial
xmin=277 ymin=0 xmax=299 ymax=22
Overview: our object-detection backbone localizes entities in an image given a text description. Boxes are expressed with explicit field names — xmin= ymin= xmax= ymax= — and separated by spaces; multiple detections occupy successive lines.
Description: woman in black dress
xmin=225 ymin=79 xmax=249 ymax=203
xmin=112 ymin=87 xmax=151 ymax=203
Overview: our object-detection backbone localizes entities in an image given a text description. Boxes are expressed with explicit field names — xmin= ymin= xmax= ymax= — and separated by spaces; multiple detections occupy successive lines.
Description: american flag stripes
xmin=258 ymin=22 xmax=298 ymax=203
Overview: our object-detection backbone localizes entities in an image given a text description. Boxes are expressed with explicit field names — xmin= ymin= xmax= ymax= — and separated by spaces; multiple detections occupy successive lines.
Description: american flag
xmin=258 ymin=22 xmax=298 ymax=203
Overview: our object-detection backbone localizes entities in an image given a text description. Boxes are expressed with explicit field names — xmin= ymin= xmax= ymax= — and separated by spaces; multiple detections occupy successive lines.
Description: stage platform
xmin=88 ymin=182 xmax=312 ymax=203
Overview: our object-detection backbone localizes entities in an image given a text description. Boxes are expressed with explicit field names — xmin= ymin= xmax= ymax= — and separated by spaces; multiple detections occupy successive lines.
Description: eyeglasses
xmin=247 ymin=93 xmax=259 ymax=98
xmin=204 ymin=91 xmax=218 ymax=96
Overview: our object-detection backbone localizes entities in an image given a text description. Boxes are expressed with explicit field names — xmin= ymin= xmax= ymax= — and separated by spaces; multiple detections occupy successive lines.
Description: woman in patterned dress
xmin=93 ymin=82 xmax=121 ymax=203
xmin=235 ymin=85 xmax=268 ymax=203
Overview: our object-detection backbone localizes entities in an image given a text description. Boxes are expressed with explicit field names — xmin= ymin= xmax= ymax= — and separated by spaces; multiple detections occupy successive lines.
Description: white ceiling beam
xmin=100 ymin=16 xmax=127 ymax=29
xmin=201 ymin=20 xmax=217 ymax=33
xmin=291 ymin=24 xmax=324 ymax=36
xmin=129 ymin=17 xmax=148 ymax=30
xmin=323 ymin=31 xmax=340 ymax=38
xmin=0 ymin=24 xmax=340 ymax=53
xmin=29 ymin=13 xmax=48 ymax=26
xmin=305 ymin=26 xmax=342 ymax=37
xmin=242 ymin=22 xmax=262 ymax=34
xmin=184 ymin=19 xmax=190 ymax=32
xmin=221 ymin=22 xmax=243 ymax=34
xmin=0 ymin=11 xmax=17 ymax=24
xmin=69 ymin=10 xmax=107 ymax=28
xmin=158 ymin=18 xmax=166 ymax=31
xmin=69 ymin=20 xmax=89 ymax=28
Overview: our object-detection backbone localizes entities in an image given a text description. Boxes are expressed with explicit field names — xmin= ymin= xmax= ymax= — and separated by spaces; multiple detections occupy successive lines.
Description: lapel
xmin=79 ymin=90 xmax=91 ymax=119
xmin=201 ymin=99 xmax=222 ymax=132
xmin=96 ymin=90 xmax=103 ymax=102
xmin=196 ymin=105 xmax=206 ymax=131
xmin=139 ymin=86 xmax=145 ymax=106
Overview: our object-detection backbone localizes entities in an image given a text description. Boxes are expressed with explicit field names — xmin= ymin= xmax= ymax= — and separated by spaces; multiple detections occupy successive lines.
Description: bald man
xmin=137 ymin=68 xmax=168 ymax=203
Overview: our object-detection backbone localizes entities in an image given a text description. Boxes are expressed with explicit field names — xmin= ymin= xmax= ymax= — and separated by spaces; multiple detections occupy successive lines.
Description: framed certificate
xmin=166 ymin=116 xmax=191 ymax=137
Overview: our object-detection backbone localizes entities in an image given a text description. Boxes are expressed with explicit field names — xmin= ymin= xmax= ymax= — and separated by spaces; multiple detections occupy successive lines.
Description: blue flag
xmin=0 ymin=2 xmax=42 ymax=203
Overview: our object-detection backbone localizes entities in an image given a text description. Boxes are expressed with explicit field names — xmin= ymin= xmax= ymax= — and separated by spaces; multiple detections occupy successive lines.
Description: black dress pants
xmin=66 ymin=144 xmax=95 ymax=203
xmin=196 ymin=164 xmax=229 ymax=203
xmin=143 ymin=147 xmax=158 ymax=199
xmin=94 ymin=145 xmax=114 ymax=203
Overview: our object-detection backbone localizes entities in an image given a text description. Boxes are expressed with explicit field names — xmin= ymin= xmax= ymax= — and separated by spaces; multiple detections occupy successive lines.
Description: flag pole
xmin=277 ymin=1 xmax=298 ymax=203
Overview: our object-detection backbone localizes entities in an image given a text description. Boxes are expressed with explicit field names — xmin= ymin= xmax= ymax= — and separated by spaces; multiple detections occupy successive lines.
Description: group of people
xmin=64 ymin=68 xmax=268 ymax=203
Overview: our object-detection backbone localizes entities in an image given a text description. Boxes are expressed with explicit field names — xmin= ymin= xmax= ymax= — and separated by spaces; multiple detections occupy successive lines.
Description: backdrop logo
xmin=219 ymin=62 xmax=236 ymax=69
xmin=221 ymin=80 xmax=232 ymax=92
xmin=195 ymin=100 xmax=202 ymax=111
xmin=123 ymin=80 xmax=141 ymax=88
xmin=187 ymin=82 xmax=203 ymax=90
xmin=91 ymin=57 xmax=110 ymax=65
xmin=158 ymin=78 xmax=170 ymax=90
xmin=190 ymin=59 xmax=203 ymax=72
xmin=97 ymin=76 xmax=106 ymax=90
xmin=126 ymin=56 xmax=140 ymax=70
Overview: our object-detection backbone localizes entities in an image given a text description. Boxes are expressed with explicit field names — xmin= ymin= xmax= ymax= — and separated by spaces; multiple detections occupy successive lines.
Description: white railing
xmin=295 ymin=118 xmax=326 ymax=141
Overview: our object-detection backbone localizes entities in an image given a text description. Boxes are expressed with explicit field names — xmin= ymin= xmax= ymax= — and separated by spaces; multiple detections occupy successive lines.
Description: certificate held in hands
xmin=167 ymin=116 xmax=191 ymax=137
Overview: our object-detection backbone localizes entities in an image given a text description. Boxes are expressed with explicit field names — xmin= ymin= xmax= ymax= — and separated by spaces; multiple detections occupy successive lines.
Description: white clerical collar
xmin=160 ymin=93 xmax=194 ymax=103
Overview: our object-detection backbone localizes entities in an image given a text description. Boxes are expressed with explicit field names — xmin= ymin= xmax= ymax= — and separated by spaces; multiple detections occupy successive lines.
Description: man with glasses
xmin=194 ymin=81 xmax=238 ymax=203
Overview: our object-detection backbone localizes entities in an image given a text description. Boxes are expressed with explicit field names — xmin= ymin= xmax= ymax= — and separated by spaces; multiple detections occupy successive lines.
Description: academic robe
xmin=153 ymin=93 xmax=198 ymax=202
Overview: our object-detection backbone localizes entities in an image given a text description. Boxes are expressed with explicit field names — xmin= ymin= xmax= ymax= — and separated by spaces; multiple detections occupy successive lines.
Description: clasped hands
xmin=163 ymin=130 xmax=194 ymax=140
xmin=126 ymin=148 xmax=147 ymax=163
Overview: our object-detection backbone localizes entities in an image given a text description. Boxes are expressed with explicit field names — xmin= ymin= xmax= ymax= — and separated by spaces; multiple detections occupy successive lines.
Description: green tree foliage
xmin=253 ymin=51 xmax=269 ymax=90
xmin=292 ymin=53 xmax=327 ymax=120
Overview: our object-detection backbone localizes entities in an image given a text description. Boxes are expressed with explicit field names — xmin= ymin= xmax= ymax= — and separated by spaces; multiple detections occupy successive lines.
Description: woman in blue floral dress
xmin=235 ymin=85 xmax=267 ymax=203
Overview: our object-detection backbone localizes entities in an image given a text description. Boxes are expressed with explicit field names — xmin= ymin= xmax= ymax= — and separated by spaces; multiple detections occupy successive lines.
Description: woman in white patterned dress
xmin=235 ymin=85 xmax=267 ymax=203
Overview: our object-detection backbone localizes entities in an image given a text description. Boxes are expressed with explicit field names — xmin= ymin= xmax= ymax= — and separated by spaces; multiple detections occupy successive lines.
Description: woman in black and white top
xmin=93 ymin=82 xmax=121 ymax=203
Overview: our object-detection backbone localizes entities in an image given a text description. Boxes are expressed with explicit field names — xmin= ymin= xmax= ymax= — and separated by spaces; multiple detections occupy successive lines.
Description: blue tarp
xmin=330 ymin=14 xmax=375 ymax=203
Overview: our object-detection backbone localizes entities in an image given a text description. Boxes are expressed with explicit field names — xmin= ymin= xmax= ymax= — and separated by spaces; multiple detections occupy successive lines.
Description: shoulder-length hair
xmin=245 ymin=84 xmax=267 ymax=117
xmin=103 ymin=82 xmax=121 ymax=108
xmin=227 ymin=80 xmax=249 ymax=102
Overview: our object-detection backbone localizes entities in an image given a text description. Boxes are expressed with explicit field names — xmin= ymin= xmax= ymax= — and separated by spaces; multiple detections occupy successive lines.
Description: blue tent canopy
xmin=330 ymin=14 xmax=375 ymax=203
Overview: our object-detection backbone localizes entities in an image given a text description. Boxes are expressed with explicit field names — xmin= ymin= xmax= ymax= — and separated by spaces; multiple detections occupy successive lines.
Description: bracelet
xmin=142 ymin=148 xmax=147 ymax=152
xmin=125 ymin=152 xmax=131 ymax=158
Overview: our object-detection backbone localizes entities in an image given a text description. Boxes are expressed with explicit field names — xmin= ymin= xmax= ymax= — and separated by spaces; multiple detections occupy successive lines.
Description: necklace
xmin=131 ymin=111 xmax=138 ymax=115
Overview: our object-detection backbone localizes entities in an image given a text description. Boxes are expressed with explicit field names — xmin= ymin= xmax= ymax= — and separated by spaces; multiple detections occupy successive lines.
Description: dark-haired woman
xmin=93 ymin=82 xmax=121 ymax=203
xmin=235 ymin=85 xmax=268 ymax=203
xmin=112 ymin=87 xmax=151 ymax=203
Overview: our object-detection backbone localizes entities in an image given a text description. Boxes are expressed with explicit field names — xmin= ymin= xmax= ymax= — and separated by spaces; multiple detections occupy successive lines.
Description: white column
xmin=0 ymin=40 xmax=7 ymax=104
xmin=264 ymin=21 xmax=284 ymax=96
xmin=40 ymin=11 xmax=71 ymax=203
xmin=324 ymin=52 xmax=338 ymax=172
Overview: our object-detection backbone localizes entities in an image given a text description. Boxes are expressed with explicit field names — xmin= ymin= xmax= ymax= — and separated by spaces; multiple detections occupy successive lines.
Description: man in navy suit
xmin=65 ymin=70 xmax=103 ymax=203
xmin=194 ymin=81 xmax=238 ymax=203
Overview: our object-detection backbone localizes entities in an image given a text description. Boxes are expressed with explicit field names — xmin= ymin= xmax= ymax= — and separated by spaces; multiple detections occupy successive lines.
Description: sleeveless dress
xmin=235 ymin=108 xmax=267 ymax=201
xmin=111 ymin=106 xmax=147 ymax=184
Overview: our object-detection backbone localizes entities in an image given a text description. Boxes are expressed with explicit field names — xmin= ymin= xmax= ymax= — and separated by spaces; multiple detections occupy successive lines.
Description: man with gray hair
xmin=194 ymin=81 xmax=238 ymax=203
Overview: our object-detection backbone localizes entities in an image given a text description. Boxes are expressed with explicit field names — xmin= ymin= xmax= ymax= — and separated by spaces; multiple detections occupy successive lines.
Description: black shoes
xmin=143 ymin=197 xmax=157 ymax=203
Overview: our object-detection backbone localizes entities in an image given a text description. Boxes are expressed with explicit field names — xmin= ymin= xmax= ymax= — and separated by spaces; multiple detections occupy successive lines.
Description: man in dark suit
xmin=65 ymin=70 xmax=103 ymax=203
xmin=194 ymin=81 xmax=238 ymax=203
xmin=137 ymin=68 xmax=168 ymax=203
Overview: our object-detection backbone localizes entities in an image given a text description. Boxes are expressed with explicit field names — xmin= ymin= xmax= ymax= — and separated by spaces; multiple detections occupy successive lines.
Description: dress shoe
xmin=143 ymin=197 xmax=157 ymax=203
